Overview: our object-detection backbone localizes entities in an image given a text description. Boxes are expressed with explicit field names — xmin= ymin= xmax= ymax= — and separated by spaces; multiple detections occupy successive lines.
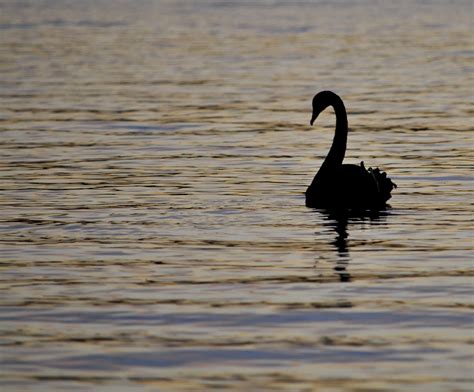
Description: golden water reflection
xmin=0 ymin=0 xmax=473 ymax=391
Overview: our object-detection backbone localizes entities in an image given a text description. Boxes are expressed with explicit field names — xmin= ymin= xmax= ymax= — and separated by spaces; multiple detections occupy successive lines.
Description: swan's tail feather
xmin=367 ymin=165 xmax=397 ymax=204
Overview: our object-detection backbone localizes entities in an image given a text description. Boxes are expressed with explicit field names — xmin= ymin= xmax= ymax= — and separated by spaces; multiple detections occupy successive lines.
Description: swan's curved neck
xmin=321 ymin=96 xmax=348 ymax=170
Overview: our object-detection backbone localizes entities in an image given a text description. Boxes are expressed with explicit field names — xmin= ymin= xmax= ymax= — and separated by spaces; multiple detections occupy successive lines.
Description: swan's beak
xmin=310 ymin=112 xmax=318 ymax=126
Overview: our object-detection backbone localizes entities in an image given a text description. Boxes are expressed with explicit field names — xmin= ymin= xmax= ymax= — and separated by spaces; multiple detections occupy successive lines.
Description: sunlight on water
xmin=0 ymin=1 xmax=473 ymax=391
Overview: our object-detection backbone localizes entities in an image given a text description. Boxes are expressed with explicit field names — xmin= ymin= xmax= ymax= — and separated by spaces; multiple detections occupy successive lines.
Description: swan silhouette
xmin=305 ymin=91 xmax=396 ymax=209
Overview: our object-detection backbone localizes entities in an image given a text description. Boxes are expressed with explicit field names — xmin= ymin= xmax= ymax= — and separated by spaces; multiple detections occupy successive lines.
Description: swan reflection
xmin=317 ymin=210 xmax=390 ymax=282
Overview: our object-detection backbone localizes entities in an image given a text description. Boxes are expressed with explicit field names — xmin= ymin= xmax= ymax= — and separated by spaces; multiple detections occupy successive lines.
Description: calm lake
xmin=1 ymin=0 xmax=473 ymax=391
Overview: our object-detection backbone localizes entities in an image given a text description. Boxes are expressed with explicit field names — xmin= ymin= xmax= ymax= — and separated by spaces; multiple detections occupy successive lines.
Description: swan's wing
xmin=367 ymin=166 xmax=397 ymax=202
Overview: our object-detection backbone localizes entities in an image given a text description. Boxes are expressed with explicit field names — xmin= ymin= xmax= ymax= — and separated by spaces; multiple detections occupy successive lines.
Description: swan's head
xmin=310 ymin=90 xmax=339 ymax=126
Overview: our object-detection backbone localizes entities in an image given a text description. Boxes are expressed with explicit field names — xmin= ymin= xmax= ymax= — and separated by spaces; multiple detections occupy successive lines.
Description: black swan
xmin=305 ymin=91 xmax=396 ymax=210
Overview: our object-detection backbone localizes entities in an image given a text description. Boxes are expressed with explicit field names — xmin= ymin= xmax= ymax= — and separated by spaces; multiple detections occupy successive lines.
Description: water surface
xmin=0 ymin=1 xmax=473 ymax=391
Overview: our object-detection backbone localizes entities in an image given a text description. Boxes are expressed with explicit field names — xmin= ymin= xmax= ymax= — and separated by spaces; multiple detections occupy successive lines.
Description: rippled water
xmin=1 ymin=1 xmax=473 ymax=391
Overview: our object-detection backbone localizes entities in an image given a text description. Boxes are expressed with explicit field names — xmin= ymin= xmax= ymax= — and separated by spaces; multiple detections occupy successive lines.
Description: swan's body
xmin=305 ymin=91 xmax=396 ymax=210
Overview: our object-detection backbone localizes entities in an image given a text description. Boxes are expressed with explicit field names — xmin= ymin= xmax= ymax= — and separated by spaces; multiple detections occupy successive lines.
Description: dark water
xmin=1 ymin=1 xmax=473 ymax=391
